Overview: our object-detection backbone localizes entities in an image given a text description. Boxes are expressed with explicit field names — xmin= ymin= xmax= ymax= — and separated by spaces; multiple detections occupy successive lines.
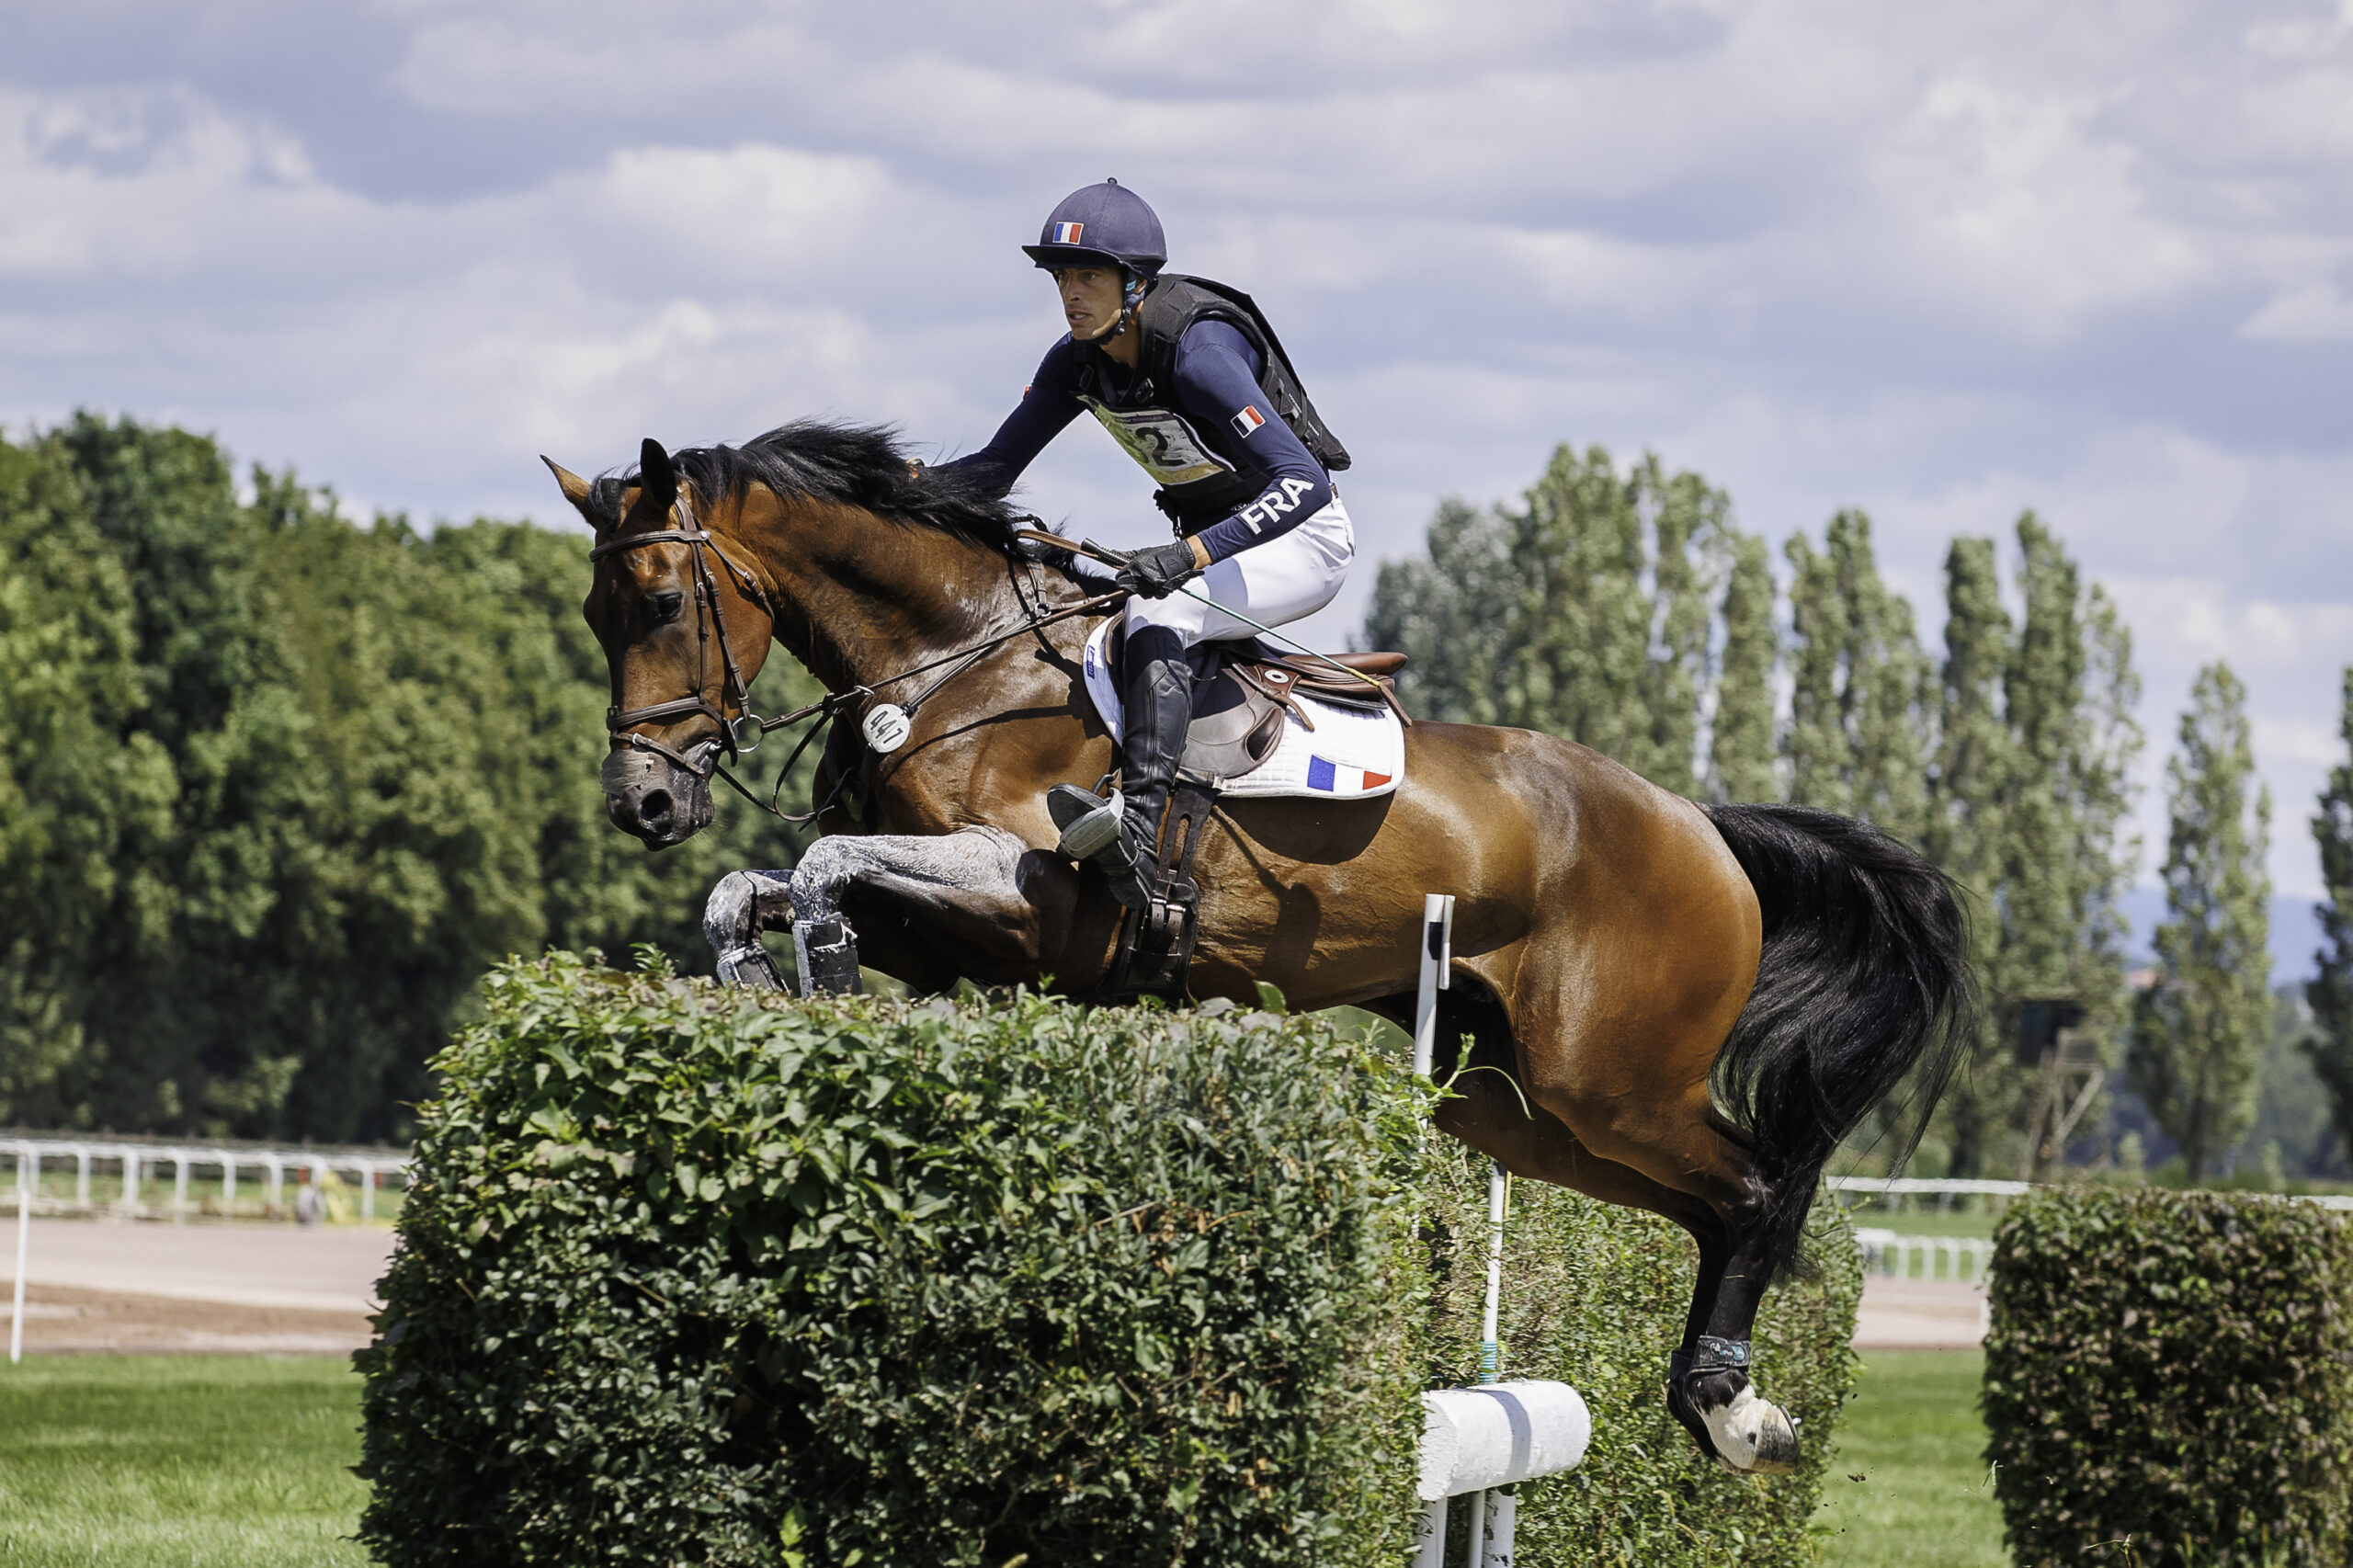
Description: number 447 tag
xmin=861 ymin=703 xmax=913 ymax=754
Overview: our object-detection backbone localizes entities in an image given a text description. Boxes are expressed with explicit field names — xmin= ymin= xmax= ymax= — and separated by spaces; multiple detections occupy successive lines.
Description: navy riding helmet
xmin=1021 ymin=179 xmax=1166 ymax=278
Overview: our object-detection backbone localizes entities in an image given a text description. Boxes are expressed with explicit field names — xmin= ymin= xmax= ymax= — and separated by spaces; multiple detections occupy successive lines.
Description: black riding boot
xmin=1045 ymin=625 xmax=1191 ymax=909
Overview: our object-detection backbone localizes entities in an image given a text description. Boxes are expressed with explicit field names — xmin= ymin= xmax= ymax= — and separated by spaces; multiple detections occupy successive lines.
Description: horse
xmin=544 ymin=421 xmax=1974 ymax=1474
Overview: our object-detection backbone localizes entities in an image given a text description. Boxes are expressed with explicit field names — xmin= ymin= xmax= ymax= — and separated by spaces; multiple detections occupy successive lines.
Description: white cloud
xmin=6 ymin=0 xmax=2353 ymax=913
xmin=2243 ymin=281 xmax=2353 ymax=341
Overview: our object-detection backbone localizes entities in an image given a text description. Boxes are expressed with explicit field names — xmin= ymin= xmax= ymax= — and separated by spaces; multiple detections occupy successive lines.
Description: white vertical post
xmin=121 ymin=1149 xmax=138 ymax=1209
xmin=359 ymin=1163 xmax=375 ymax=1221
xmin=11 ymin=1146 xmax=28 ymax=1365
xmin=1461 ymin=1489 xmax=1486 ymax=1568
xmin=1478 ymin=1489 xmax=1517 ymax=1567
xmin=1411 ymin=1497 xmax=1448 ymax=1568
xmin=74 ymin=1146 xmax=89 ymax=1207
xmin=173 ymin=1153 xmax=189 ymax=1217
xmin=222 ymin=1155 xmax=237 ymax=1215
xmin=1412 ymin=893 xmax=1455 ymax=1078
xmin=264 ymin=1155 xmax=282 ymax=1210
xmin=1481 ymin=1161 xmax=1506 ymax=1383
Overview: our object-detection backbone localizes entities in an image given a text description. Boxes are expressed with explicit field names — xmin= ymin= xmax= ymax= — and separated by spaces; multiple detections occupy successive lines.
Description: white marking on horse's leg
xmin=1699 ymin=1384 xmax=1802 ymax=1475
xmin=703 ymin=869 xmax=796 ymax=987
xmin=785 ymin=827 xmax=1029 ymax=925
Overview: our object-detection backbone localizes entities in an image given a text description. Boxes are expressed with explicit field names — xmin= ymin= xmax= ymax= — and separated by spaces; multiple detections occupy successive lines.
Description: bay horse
xmin=545 ymin=422 xmax=1972 ymax=1474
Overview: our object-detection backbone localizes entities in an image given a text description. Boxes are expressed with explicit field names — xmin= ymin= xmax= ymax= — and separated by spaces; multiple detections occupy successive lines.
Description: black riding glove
xmin=1116 ymin=540 xmax=1203 ymax=599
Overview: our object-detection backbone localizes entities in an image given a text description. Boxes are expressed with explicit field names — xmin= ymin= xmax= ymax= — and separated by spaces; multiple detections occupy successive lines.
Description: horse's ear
xmin=638 ymin=437 xmax=678 ymax=517
xmin=541 ymin=457 xmax=598 ymax=528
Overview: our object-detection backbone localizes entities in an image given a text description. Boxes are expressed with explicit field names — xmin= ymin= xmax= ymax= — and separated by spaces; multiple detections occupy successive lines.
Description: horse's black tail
xmin=1701 ymin=802 xmax=1978 ymax=1284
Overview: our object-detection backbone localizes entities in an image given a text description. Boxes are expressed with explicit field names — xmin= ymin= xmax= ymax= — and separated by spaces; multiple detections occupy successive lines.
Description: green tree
xmin=1502 ymin=445 xmax=1658 ymax=770
xmin=0 ymin=437 xmax=176 ymax=1121
xmin=1365 ymin=443 xmax=1752 ymax=796
xmin=1 ymin=415 xmax=819 ymax=1142
xmin=1707 ymin=530 xmax=1778 ymax=802
xmin=1361 ymin=499 xmax=1512 ymax=725
xmin=1996 ymin=520 xmax=2140 ymax=1176
xmin=1920 ymin=535 xmax=2016 ymax=1177
xmin=2305 ymin=667 xmax=2353 ymax=1169
xmin=2130 ymin=663 xmax=2271 ymax=1181
xmin=1781 ymin=510 xmax=1928 ymax=840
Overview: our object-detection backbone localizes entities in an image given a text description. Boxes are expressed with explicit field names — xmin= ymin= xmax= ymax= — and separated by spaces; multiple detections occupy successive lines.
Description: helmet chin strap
xmin=1091 ymin=272 xmax=1150 ymax=342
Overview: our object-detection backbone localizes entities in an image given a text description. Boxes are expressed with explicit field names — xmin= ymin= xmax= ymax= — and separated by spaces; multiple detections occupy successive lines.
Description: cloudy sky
xmin=6 ymin=0 xmax=2351 ymax=958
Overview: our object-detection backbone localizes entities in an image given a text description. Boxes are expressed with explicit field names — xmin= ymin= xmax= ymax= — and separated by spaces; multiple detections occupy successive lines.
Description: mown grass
xmin=0 ymin=1348 xmax=2001 ymax=1568
xmin=0 ymin=1357 xmax=367 ymax=1567
xmin=1813 ymin=1349 xmax=2006 ymax=1567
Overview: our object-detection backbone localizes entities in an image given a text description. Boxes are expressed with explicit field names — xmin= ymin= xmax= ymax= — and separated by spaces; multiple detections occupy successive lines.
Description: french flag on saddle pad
xmin=1307 ymin=755 xmax=1392 ymax=793
xmin=1051 ymin=222 xmax=1085 ymax=244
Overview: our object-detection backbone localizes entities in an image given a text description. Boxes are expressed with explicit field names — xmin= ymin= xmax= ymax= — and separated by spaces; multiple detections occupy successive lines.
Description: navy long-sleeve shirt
xmin=937 ymin=319 xmax=1333 ymax=563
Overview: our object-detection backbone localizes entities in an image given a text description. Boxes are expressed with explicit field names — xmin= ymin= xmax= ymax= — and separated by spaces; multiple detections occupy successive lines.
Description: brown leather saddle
xmin=1099 ymin=619 xmax=1410 ymax=786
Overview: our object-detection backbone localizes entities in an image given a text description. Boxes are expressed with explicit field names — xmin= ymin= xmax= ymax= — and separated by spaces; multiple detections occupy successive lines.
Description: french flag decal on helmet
xmin=1051 ymin=222 xmax=1085 ymax=244
xmin=1232 ymin=404 xmax=1267 ymax=437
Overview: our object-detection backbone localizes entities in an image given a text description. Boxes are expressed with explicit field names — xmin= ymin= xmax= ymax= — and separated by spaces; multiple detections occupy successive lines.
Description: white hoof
xmin=1701 ymin=1385 xmax=1802 ymax=1474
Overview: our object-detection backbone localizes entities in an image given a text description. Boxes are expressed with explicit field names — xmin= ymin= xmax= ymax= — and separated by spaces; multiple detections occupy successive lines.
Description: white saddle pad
xmin=1080 ymin=613 xmax=1404 ymax=800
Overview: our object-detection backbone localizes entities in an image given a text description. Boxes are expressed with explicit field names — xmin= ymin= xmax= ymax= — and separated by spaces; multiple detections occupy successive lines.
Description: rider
xmin=933 ymin=178 xmax=1355 ymax=908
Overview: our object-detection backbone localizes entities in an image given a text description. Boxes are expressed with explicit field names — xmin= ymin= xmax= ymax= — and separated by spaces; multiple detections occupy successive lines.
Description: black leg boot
xmin=1043 ymin=626 xmax=1192 ymax=909
xmin=1103 ymin=626 xmax=1192 ymax=908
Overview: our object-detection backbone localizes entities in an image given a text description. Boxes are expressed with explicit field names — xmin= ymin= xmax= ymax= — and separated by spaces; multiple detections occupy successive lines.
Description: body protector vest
xmin=1067 ymin=275 xmax=1351 ymax=529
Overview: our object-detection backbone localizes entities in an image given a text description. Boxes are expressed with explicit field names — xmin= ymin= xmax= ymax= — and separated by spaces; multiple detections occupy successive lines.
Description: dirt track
xmin=4 ymin=1216 xmax=1984 ymax=1355
xmin=1853 ymin=1277 xmax=1987 ymax=1349
xmin=3 ymin=1217 xmax=392 ymax=1356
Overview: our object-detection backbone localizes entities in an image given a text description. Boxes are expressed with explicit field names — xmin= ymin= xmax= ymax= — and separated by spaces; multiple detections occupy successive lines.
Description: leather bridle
xmin=593 ymin=489 xmax=1129 ymax=826
xmin=590 ymin=487 xmax=775 ymax=778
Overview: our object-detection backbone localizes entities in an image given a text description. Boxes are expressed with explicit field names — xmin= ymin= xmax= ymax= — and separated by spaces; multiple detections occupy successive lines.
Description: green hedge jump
xmin=358 ymin=953 xmax=1857 ymax=1567
xmin=1985 ymin=1187 xmax=2353 ymax=1567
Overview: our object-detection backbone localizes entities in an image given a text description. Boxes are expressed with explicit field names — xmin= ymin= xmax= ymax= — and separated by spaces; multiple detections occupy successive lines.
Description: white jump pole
xmin=11 ymin=1145 xmax=29 ymax=1365
xmin=1481 ymin=1161 xmax=1506 ymax=1384
xmin=1412 ymin=894 xmax=1453 ymax=1078
xmin=1412 ymin=894 xmax=1454 ymax=1563
xmin=1408 ymin=890 xmax=1583 ymax=1568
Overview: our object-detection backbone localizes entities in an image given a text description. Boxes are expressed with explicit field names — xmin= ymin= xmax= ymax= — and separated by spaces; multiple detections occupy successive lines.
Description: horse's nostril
xmin=640 ymin=789 xmax=673 ymax=822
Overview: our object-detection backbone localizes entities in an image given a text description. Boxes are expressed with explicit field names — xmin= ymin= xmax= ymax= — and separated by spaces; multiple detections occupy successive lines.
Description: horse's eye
xmin=649 ymin=590 xmax=686 ymax=626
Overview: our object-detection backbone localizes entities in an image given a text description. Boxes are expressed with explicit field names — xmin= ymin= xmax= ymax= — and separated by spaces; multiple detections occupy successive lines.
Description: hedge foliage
xmin=359 ymin=953 xmax=1859 ymax=1566
xmin=1417 ymin=1156 xmax=1860 ymax=1568
xmin=1984 ymin=1187 xmax=2353 ymax=1567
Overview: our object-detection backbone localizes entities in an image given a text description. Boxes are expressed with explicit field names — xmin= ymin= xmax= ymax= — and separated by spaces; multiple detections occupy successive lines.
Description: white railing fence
xmin=1851 ymin=1227 xmax=1992 ymax=1282
xmin=1829 ymin=1175 xmax=2353 ymax=1212
xmin=6 ymin=1136 xmax=412 ymax=1221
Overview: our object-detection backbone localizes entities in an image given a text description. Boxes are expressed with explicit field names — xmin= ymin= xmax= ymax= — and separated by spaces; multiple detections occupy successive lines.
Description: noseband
xmin=590 ymin=489 xmax=776 ymax=778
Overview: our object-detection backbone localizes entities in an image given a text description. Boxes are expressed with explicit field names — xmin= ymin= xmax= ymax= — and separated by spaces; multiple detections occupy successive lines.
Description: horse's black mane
xmin=586 ymin=421 xmax=1021 ymax=552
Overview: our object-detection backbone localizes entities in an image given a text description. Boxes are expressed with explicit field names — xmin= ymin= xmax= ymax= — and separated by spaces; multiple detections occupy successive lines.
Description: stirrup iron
xmin=1048 ymin=784 xmax=1127 ymax=859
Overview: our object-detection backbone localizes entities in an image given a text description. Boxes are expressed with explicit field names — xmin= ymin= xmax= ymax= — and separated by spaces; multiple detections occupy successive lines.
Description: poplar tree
xmin=2130 ymin=663 xmax=2271 ymax=1181
xmin=2304 ymin=667 xmax=2353 ymax=1167
xmin=1923 ymin=536 xmax=2015 ymax=1176
xmin=1708 ymin=530 xmax=1778 ymax=802
xmin=1368 ymin=443 xmax=1747 ymax=797
xmin=1502 ymin=444 xmax=1656 ymax=768
xmin=1781 ymin=510 xmax=1929 ymax=841
xmin=1998 ymin=519 xmax=2140 ymax=1176
xmin=1362 ymin=499 xmax=1511 ymax=725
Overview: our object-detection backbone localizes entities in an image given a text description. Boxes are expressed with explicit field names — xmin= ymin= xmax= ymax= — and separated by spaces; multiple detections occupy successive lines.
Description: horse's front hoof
xmin=1701 ymin=1386 xmax=1802 ymax=1474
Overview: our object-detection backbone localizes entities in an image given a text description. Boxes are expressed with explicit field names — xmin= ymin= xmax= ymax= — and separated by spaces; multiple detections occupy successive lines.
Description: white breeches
xmin=1126 ymin=496 xmax=1355 ymax=649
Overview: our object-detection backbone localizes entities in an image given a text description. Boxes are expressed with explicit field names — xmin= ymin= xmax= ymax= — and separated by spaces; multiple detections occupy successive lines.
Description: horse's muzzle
xmin=602 ymin=746 xmax=713 ymax=847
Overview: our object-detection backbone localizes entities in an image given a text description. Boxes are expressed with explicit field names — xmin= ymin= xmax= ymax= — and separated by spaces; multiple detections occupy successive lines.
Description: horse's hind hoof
xmin=1702 ymin=1387 xmax=1802 ymax=1475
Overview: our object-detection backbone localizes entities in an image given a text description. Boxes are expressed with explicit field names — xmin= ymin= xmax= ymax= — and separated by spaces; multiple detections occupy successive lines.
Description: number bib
xmin=1079 ymin=399 xmax=1233 ymax=487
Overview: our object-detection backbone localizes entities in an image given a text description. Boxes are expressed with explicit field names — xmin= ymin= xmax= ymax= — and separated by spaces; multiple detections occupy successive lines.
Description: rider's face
xmin=1054 ymin=267 xmax=1125 ymax=341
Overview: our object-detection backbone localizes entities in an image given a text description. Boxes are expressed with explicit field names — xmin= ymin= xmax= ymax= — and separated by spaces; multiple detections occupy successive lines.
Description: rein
xmin=595 ymin=495 xmax=1123 ymax=828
